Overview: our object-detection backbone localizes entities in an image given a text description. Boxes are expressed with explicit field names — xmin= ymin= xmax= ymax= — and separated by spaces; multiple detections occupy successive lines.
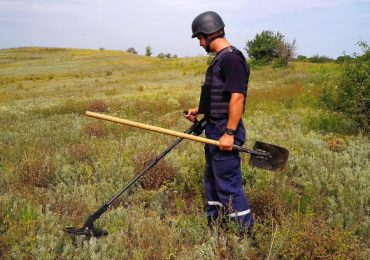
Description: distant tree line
xmin=295 ymin=54 xmax=352 ymax=63
xmin=156 ymin=53 xmax=178 ymax=59
xmin=124 ymin=46 xmax=177 ymax=59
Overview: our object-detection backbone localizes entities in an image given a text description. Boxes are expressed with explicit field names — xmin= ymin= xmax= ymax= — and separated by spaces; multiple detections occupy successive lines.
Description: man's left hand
xmin=219 ymin=133 xmax=234 ymax=151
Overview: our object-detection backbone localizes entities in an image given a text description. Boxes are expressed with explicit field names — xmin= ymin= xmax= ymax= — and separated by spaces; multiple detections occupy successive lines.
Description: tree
xmin=245 ymin=30 xmax=296 ymax=66
xmin=145 ymin=46 xmax=152 ymax=56
xmin=126 ymin=47 xmax=138 ymax=54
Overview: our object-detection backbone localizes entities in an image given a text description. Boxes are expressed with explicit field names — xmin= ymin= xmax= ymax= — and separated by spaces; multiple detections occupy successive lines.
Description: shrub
xmin=245 ymin=30 xmax=296 ymax=67
xmin=319 ymin=41 xmax=369 ymax=132
xmin=297 ymin=55 xmax=308 ymax=62
xmin=126 ymin=47 xmax=138 ymax=54
xmin=336 ymin=54 xmax=352 ymax=63
xmin=272 ymin=57 xmax=287 ymax=68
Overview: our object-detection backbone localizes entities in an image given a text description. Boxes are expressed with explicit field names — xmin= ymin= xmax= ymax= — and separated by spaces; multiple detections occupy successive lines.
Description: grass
xmin=0 ymin=47 xmax=369 ymax=258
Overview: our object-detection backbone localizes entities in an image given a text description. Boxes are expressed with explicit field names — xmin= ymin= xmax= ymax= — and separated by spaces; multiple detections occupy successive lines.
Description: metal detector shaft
xmin=80 ymin=117 xmax=206 ymax=231
xmin=86 ymin=111 xmax=268 ymax=157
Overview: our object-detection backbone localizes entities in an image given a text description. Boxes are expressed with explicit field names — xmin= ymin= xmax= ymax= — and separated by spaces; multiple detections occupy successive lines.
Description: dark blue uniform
xmin=199 ymin=46 xmax=253 ymax=229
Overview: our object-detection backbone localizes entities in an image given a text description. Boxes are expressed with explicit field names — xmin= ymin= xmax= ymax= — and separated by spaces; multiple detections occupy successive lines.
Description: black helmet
xmin=191 ymin=11 xmax=225 ymax=38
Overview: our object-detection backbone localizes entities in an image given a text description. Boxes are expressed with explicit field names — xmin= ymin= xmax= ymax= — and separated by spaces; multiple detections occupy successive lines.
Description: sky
xmin=0 ymin=0 xmax=369 ymax=58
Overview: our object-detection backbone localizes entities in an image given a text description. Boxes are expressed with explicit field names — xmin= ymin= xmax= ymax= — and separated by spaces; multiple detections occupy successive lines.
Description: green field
xmin=0 ymin=47 xmax=369 ymax=259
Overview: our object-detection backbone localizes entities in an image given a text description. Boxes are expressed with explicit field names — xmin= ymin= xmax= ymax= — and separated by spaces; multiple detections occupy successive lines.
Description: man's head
xmin=191 ymin=11 xmax=225 ymax=53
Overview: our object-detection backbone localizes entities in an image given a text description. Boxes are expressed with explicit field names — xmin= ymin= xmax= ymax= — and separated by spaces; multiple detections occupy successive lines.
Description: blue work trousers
xmin=204 ymin=118 xmax=253 ymax=229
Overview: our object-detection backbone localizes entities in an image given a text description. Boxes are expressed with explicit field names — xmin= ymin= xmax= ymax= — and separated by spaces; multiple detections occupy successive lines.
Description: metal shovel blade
xmin=64 ymin=227 xmax=108 ymax=238
xmin=249 ymin=141 xmax=289 ymax=172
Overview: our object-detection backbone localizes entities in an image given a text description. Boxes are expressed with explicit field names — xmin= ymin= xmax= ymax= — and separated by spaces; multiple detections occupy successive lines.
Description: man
xmin=185 ymin=11 xmax=254 ymax=235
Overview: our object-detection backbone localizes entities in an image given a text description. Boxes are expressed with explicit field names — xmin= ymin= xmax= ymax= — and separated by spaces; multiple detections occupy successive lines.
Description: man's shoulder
xmin=221 ymin=48 xmax=247 ymax=66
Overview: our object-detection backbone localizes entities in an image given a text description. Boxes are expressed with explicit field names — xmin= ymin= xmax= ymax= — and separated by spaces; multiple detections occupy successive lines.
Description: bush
xmin=126 ymin=47 xmax=138 ymax=55
xmin=296 ymin=55 xmax=308 ymax=62
xmin=245 ymin=30 xmax=296 ymax=67
xmin=336 ymin=54 xmax=352 ymax=63
xmin=319 ymin=41 xmax=369 ymax=132
xmin=272 ymin=57 xmax=288 ymax=68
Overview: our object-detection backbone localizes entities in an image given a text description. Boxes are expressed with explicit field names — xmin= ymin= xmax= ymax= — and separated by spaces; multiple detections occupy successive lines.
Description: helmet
xmin=191 ymin=11 xmax=225 ymax=38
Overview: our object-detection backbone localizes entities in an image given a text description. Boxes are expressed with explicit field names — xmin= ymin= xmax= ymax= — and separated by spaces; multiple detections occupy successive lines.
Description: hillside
xmin=0 ymin=47 xmax=369 ymax=258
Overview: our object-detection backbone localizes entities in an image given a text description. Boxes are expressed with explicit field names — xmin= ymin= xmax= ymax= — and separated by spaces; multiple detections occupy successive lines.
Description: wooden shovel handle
xmin=85 ymin=111 xmax=220 ymax=147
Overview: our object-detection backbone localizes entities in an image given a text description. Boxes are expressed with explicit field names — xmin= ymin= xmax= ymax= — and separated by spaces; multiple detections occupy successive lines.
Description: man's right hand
xmin=185 ymin=107 xmax=199 ymax=122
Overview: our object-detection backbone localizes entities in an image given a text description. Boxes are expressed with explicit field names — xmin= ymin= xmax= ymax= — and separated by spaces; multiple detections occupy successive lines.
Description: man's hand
xmin=185 ymin=107 xmax=199 ymax=122
xmin=219 ymin=132 xmax=234 ymax=151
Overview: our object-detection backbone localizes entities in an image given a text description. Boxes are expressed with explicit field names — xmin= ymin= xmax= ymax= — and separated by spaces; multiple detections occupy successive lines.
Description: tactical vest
xmin=198 ymin=46 xmax=246 ymax=119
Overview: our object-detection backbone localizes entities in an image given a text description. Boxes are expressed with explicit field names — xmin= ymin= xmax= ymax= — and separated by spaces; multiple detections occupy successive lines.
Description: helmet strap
xmin=204 ymin=30 xmax=225 ymax=53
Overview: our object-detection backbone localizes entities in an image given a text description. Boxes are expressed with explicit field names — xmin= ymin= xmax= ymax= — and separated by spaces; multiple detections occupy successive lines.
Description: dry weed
xmin=50 ymin=192 xmax=88 ymax=222
xmin=132 ymin=150 xmax=177 ymax=190
xmin=279 ymin=216 xmax=363 ymax=259
xmin=16 ymin=151 xmax=56 ymax=188
xmin=88 ymin=100 xmax=108 ymax=113
xmin=323 ymin=135 xmax=346 ymax=152
xmin=82 ymin=123 xmax=107 ymax=138
xmin=0 ymin=237 xmax=9 ymax=259
xmin=68 ymin=143 xmax=94 ymax=163
xmin=250 ymin=188 xmax=284 ymax=223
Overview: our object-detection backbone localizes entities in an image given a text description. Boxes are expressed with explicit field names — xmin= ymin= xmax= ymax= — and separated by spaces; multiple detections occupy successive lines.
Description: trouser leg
xmin=204 ymin=119 xmax=254 ymax=229
xmin=209 ymin=145 xmax=254 ymax=229
xmin=204 ymin=145 xmax=223 ymax=222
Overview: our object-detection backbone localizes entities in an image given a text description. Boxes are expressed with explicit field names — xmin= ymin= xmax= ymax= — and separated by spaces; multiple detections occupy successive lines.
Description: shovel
xmin=85 ymin=111 xmax=289 ymax=172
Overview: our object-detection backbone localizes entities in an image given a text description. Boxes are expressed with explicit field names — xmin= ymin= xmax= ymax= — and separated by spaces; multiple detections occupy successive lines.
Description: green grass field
xmin=0 ymin=47 xmax=369 ymax=259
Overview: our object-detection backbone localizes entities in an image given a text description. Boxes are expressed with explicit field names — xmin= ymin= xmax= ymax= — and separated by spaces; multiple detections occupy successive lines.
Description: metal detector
xmin=64 ymin=118 xmax=207 ymax=238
